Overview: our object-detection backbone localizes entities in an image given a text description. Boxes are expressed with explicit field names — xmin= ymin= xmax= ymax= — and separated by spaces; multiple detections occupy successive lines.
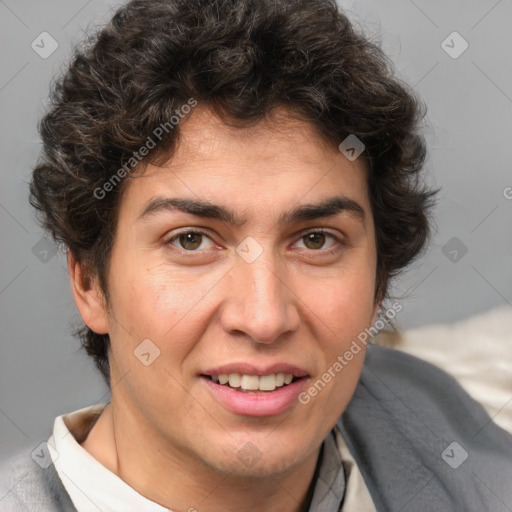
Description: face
xmin=88 ymin=106 xmax=379 ymax=478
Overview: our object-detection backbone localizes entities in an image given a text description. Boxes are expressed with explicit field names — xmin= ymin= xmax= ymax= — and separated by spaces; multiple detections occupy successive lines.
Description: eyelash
xmin=164 ymin=228 xmax=344 ymax=256
xmin=296 ymin=229 xmax=343 ymax=256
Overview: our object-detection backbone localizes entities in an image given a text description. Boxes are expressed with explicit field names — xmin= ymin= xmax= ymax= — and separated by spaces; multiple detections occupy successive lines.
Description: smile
xmin=200 ymin=365 xmax=309 ymax=416
xmin=204 ymin=373 xmax=298 ymax=392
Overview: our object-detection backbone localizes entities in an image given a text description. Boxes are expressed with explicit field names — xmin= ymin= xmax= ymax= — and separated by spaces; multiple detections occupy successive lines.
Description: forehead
xmin=168 ymin=105 xmax=338 ymax=165
xmin=121 ymin=105 xmax=371 ymax=224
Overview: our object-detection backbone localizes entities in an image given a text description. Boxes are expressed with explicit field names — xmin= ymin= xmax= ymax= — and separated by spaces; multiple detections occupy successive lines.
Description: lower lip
xmin=201 ymin=376 xmax=308 ymax=417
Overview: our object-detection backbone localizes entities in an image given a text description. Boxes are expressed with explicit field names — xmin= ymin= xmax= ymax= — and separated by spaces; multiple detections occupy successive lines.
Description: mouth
xmin=199 ymin=366 xmax=310 ymax=417
xmin=200 ymin=373 xmax=304 ymax=393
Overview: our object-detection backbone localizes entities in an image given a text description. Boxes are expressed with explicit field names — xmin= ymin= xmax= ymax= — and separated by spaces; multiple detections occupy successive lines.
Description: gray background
xmin=1 ymin=0 xmax=511 ymax=460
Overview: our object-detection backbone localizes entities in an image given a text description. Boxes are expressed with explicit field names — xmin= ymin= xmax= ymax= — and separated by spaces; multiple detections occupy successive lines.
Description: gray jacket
xmin=2 ymin=345 xmax=512 ymax=511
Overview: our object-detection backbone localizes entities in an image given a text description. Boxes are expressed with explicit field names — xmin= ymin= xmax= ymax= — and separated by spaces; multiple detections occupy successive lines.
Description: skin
xmin=70 ymin=105 xmax=380 ymax=512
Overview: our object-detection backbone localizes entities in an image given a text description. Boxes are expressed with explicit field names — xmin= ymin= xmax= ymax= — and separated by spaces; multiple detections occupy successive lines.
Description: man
xmin=2 ymin=0 xmax=511 ymax=510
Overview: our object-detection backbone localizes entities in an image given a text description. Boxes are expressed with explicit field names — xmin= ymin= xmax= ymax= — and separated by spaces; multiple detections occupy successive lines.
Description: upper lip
xmin=201 ymin=363 xmax=309 ymax=378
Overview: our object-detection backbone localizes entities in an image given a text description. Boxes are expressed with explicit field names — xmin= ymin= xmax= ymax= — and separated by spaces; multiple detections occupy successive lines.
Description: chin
xmin=200 ymin=435 xmax=314 ymax=478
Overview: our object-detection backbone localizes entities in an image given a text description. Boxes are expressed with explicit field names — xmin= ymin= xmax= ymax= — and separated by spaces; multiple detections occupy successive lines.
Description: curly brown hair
xmin=29 ymin=0 xmax=437 ymax=383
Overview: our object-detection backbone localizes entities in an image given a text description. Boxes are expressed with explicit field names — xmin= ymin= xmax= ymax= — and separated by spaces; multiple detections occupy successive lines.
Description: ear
xmin=370 ymin=299 xmax=382 ymax=326
xmin=68 ymin=250 xmax=109 ymax=335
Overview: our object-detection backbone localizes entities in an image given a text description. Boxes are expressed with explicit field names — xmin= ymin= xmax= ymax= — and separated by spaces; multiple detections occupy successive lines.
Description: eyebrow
xmin=137 ymin=195 xmax=365 ymax=226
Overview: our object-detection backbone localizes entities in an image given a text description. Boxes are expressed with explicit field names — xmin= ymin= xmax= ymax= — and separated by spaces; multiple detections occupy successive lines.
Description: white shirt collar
xmin=48 ymin=403 xmax=375 ymax=512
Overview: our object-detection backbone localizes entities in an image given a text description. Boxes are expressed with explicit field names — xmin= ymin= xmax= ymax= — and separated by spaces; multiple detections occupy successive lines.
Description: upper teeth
xmin=212 ymin=373 xmax=294 ymax=391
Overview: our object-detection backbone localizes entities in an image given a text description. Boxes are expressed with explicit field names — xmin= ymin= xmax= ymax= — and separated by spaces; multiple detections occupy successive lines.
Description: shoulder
xmin=358 ymin=343 xmax=495 ymax=410
xmin=351 ymin=344 xmax=512 ymax=445
xmin=0 ymin=446 xmax=75 ymax=512
xmin=338 ymin=344 xmax=512 ymax=510
xmin=0 ymin=449 xmax=41 ymax=510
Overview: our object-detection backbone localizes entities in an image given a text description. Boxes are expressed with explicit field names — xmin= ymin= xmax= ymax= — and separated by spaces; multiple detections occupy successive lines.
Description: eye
xmin=167 ymin=230 xmax=216 ymax=251
xmin=294 ymin=230 xmax=340 ymax=252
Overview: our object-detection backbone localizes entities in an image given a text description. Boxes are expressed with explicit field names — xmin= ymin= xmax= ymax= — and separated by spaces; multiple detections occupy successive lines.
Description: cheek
xmin=106 ymin=259 xmax=221 ymax=360
xmin=297 ymin=264 xmax=376 ymax=407
xmin=303 ymin=263 xmax=376 ymax=338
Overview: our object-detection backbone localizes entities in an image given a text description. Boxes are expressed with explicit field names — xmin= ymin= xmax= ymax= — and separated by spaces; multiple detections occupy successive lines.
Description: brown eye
xmin=167 ymin=231 xmax=215 ymax=251
xmin=178 ymin=232 xmax=203 ymax=250
xmin=303 ymin=232 xmax=327 ymax=250
xmin=294 ymin=230 xmax=341 ymax=254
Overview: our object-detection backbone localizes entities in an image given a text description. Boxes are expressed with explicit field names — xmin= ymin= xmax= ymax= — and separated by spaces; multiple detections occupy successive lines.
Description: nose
xmin=219 ymin=250 xmax=300 ymax=345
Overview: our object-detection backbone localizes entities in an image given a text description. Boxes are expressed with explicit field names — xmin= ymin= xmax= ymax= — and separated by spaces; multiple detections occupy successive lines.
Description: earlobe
xmin=68 ymin=251 xmax=109 ymax=335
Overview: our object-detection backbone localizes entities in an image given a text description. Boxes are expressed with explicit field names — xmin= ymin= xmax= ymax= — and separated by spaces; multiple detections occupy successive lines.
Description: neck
xmin=81 ymin=402 xmax=320 ymax=512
